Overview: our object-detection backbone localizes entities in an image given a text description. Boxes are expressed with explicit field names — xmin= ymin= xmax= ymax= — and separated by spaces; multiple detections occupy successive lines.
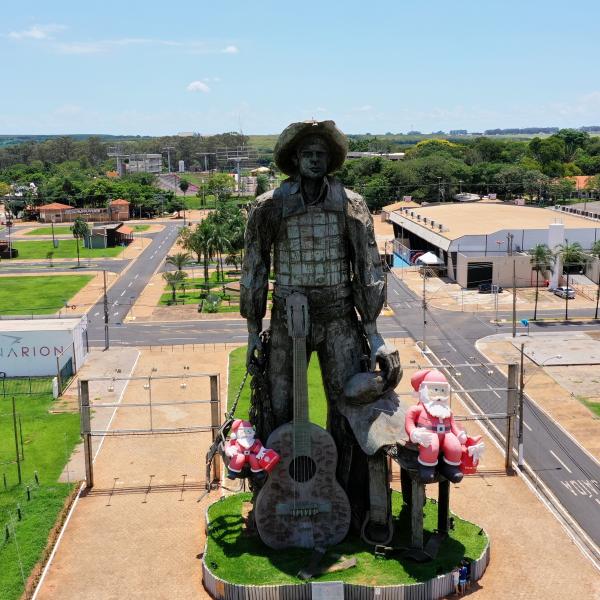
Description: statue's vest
xmin=273 ymin=179 xmax=350 ymax=288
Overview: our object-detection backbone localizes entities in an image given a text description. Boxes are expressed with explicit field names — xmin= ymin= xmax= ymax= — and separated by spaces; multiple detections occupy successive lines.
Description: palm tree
xmin=165 ymin=252 xmax=191 ymax=271
xmin=162 ymin=270 xmax=187 ymax=303
xmin=529 ymin=244 xmax=554 ymax=320
xmin=71 ymin=217 xmax=90 ymax=268
xmin=187 ymin=222 xmax=214 ymax=284
xmin=556 ymin=240 xmax=585 ymax=320
xmin=590 ymin=239 xmax=600 ymax=319
xmin=208 ymin=224 xmax=230 ymax=282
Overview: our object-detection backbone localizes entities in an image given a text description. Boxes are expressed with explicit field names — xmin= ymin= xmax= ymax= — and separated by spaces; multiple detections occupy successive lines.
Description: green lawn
xmin=24 ymin=226 xmax=73 ymax=236
xmin=11 ymin=240 xmax=124 ymax=259
xmin=0 ymin=385 xmax=81 ymax=600
xmin=228 ymin=346 xmax=327 ymax=428
xmin=0 ymin=275 xmax=93 ymax=315
xmin=205 ymin=491 xmax=488 ymax=586
xmin=132 ymin=224 xmax=150 ymax=232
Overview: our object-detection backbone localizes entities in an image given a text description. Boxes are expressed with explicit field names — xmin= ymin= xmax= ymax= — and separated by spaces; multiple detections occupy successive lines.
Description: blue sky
xmin=2 ymin=0 xmax=600 ymax=135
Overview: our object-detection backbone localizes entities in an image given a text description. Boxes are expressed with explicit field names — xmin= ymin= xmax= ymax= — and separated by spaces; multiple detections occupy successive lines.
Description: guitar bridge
xmin=276 ymin=501 xmax=331 ymax=517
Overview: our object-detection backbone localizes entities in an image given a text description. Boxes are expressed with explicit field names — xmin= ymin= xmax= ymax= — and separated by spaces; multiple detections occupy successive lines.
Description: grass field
xmin=0 ymin=275 xmax=93 ymax=315
xmin=24 ymin=226 xmax=73 ymax=236
xmin=228 ymin=346 xmax=327 ymax=428
xmin=0 ymin=384 xmax=81 ymax=600
xmin=132 ymin=224 xmax=150 ymax=232
xmin=205 ymin=491 xmax=488 ymax=585
xmin=12 ymin=240 xmax=124 ymax=259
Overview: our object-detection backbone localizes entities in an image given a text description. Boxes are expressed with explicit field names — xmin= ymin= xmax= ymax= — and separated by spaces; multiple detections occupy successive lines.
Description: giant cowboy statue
xmin=240 ymin=120 xmax=402 ymax=543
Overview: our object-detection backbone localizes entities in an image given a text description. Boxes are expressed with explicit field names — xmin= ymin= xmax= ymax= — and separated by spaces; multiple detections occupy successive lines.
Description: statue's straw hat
xmin=274 ymin=120 xmax=348 ymax=176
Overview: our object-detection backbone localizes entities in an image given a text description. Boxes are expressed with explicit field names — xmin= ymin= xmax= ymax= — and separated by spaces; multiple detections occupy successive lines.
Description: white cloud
xmin=222 ymin=45 xmax=239 ymax=54
xmin=187 ymin=81 xmax=211 ymax=93
xmin=353 ymin=105 xmax=373 ymax=112
xmin=8 ymin=24 xmax=66 ymax=40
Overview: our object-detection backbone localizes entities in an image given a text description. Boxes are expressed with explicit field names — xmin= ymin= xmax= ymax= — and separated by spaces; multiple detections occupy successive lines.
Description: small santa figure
xmin=224 ymin=419 xmax=280 ymax=479
xmin=405 ymin=369 xmax=484 ymax=483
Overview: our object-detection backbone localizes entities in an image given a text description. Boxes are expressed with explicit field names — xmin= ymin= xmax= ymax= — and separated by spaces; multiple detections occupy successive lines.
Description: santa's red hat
xmin=230 ymin=419 xmax=253 ymax=439
xmin=410 ymin=369 xmax=448 ymax=392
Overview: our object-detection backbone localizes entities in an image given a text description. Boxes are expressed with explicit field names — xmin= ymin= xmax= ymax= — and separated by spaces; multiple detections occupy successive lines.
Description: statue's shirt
xmin=240 ymin=176 xmax=384 ymax=326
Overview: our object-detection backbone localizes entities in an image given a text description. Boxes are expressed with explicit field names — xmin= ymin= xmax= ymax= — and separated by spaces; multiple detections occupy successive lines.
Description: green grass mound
xmin=205 ymin=492 xmax=488 ymax=586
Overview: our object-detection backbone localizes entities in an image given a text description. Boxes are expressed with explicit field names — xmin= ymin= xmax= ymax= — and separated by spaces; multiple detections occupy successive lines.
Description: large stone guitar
xmin=255 ymin=292 xmax=351 ymax=549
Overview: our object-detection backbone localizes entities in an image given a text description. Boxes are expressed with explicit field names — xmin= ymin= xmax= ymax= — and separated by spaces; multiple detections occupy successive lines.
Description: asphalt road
xmin=384 ymin=273 xmax=600 ymax=560
xmin=85 ymin=224 xmax=181 ymax=343
xmin=79 ymin=226 xmax=600 ymax=561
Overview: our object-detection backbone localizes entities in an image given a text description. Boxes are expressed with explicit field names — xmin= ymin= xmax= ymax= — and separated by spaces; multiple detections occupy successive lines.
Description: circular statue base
xmin=202 ymin=492 xmax=490 ymax=600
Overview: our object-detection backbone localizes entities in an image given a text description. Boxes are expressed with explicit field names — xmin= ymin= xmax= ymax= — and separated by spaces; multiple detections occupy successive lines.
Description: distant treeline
xmin=485 ymin=126 xmax=600 ymax=135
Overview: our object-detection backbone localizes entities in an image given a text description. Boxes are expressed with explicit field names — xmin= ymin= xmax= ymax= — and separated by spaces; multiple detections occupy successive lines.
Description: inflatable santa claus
xmin=224 ymin=419 xmax=280 ymax=479
xmin=405 ymin=369 xmax=484 ymax=483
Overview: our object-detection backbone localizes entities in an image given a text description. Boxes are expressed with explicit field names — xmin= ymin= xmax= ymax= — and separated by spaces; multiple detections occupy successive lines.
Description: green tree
xmin=556 ymin=241 xmax=586 ymax=320
xmin=529 ymin=244 xmax=554 ymax=320
xmin=162 ymin=270 xmax=187 ymax=303
xmin=168 ymin=198 xmax=185 ymax=218
xmin=70 ymin=217 xmax=90 ymax=267
xmin=165 ymin=251 xmax=191 ymax=271
xmin=206 ymin=173 xmax=234 ymax=206
xmin=179 ymin=178 xmax=190 ymax=197
xmin=255 ymin=174 xmax=269 ymax=197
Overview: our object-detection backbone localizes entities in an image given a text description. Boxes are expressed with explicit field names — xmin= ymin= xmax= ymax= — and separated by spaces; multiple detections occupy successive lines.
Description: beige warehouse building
xmin=385 ymin=201 xmax=600 ymax=289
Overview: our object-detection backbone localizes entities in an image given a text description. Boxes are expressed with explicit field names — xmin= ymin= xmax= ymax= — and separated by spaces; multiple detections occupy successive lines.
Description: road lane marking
xmin=94 ymin=312 xmax=99 ymax=316
xmin=120 ymin=290 xmax=126 ymax=296
xmin=134 ymin=274 xmax=139 ymax=279
xmin=487 ymin=384 xmax=501 ymax=399
xmin=127 ymin=282 xmax=132 ymax=287
xmin=113 ymin=312 xmax=119 ymax=316
xmin=447 ymin=342 xmax=457 ymax=352
xmin=523 ymin=421 xmax=532 ymax=432
xmin=596 ymin=498 xmax=600 ymax=506
xmin=550 ymin=450 xmax=572 ymax=474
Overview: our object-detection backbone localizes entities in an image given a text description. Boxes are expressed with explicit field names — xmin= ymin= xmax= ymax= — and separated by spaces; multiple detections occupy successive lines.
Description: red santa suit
xmin=404 ymin=370 xmax=466 ymax=468
xmin=225 ymin=420 xmax=279 ymax=476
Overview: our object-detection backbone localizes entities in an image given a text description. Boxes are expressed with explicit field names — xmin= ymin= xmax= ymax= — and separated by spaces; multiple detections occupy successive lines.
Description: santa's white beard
xmin=423 ymin=399 xmax=452 ymax=419
xmin=237 ymin=436 xmax=254 ymax=449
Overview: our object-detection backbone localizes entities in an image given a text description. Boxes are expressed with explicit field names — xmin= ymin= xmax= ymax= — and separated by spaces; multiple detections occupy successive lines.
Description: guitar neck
xmin=293 ymin=337 xmax=309 ymax=424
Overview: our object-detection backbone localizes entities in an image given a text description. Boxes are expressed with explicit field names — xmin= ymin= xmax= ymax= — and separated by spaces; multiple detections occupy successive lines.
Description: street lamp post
xmin=517 ymin=344 xmax=562 ymax=469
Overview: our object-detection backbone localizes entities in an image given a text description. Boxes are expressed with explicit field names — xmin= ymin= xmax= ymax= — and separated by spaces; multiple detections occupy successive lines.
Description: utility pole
xmin=163 ymin=147 xmax=175 ymax=173
xmin=383 ymin=241 xmax=389 ymax=309
xmin=518 ymin=344 xmax=525 ymax=468
xmin=508 ymin=233 xmax=517 ymax=337
xmin=103 ymin=270 xmax=110 ymax=350
xmin=506 ymin=363 xmax=518 ymax=474
xmin=422 ymin=267 xmax=428 ymax=350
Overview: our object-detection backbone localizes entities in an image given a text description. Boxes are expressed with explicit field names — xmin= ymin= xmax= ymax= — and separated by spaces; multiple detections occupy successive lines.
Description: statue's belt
xmin=272 ymin=284 xmax=353 ymax=319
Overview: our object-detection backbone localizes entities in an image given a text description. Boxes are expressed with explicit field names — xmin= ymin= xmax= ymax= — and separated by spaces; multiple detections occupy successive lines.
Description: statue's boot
xmin=438 ymin=461 xmax=464 ymax=483
xmin=417 ymin=464 xmax=436 ymax=484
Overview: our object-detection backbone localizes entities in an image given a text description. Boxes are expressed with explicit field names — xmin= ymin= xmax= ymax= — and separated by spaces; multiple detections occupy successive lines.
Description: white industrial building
xmin=0 ymin=317 xmax=88 ymax=377
xmin=385 ymin=201 xmax=600 ymax=288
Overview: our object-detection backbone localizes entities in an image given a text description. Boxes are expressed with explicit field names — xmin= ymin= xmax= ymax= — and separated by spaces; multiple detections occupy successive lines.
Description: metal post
xmin=209 ymin=375 xmax=221 ymax=483
xmin=12 ymin=397 xmax=22 ymax=485
xmin=103 ymin=270 xmax=109 ymax=350
xmin=506 ymin=363 xmax=518 ymax=474
xmin=422 ymin=268 xmax=427 ymax=350
xmin=437 ymin=479 xmax=450 ymax=534
xmin=518 ymin=344 xmax=525 ymax=469
xmin=148 ymin=376 xmax=153 ymax=432
xmin=410 ymin=479 xmax=424 ymax=549
xmin=80 ymin=380 xmax=94 ymax=488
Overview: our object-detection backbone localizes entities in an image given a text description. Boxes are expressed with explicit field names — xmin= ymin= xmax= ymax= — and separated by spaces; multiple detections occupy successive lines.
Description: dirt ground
xmin=396 ymin=268 xmax=597 ymax=316
xmin=33 ymin=340 xmax=600 ymax=599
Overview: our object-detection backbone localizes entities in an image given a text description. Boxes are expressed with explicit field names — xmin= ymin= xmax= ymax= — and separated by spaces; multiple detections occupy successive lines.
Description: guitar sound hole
xmin=289 ymin=456 xmax=317 ymax=482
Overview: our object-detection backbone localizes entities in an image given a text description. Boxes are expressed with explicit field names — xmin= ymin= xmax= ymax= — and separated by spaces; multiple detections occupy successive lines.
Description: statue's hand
xmin=246 ymin=332 xmax=263 ymax=369
xmin=367 ymin=333 xmax=402 ymax=390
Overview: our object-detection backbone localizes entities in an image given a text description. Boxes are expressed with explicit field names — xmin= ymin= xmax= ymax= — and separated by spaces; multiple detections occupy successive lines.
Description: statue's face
xmin=295 ymin=136 xmax=329 ymax=180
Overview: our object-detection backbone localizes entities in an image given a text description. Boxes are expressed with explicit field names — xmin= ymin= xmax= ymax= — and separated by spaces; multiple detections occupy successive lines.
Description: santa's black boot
xmin=417 ymin=464 xmax=437 ymax=484
xmin=438 ymin=461 xmax=464 ymax=483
